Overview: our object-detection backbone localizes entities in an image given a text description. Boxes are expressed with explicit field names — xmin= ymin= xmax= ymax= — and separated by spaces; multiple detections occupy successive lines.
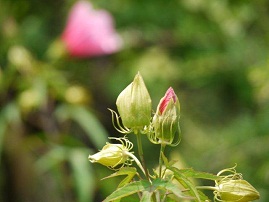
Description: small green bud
xmin=88 ymin=143 xmax=128 ymax=168
xmin=116 ymin=72 xmax=152 ymax=132
xmin=150 ymin=87 xmax=180 ymax=145
xmin=217 ymin=179 xmax=260 ymax=202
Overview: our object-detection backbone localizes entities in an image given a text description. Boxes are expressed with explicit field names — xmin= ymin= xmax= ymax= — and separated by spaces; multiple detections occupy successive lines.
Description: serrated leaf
xmin=152 ymin=179 xmax=191 ymax=200
xmin=103 ymin=180 xmax=151 ymax=202
xmin=169 ymin=167 xmax=202 ymax=202
xmin=161 ymin=181 xmax=191 ymax=199
xmin=178 ymin=168 xmax=220 ymax=181
xmin=102 ymin=167 xmax=137 ymax=188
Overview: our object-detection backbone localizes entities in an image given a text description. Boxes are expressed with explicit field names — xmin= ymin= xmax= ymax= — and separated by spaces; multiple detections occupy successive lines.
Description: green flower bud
xmin=116 ymin=72 xmax=152 ymax=133
xmin=150 ymin=87 xmax=180 ymax=146
xmin=216 ymin=179 xmax=260 ymax=202
xmin=88 ymin=144 xmax=128 ymax=168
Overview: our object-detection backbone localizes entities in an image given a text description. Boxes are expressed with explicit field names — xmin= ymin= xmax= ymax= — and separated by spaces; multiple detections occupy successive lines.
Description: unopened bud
xmin=116 ymin=72 xmax=152 ymax=133
xmin=150 ymin=87 xmax=180 ymax=145
xmin=89 ymin=143 xmax=130 ymax=169
xmin=216 ymin=179 xmax=260 ymax=202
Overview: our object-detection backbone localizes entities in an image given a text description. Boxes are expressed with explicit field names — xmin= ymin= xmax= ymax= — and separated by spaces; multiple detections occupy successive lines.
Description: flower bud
xmin=88 ymin=143 xmax=130 ymax=169
xmin=216 ymin=179 xmax=260 ymax=202
xmin=151 ymin=87 xmax=180 ymax=145
xmin=116 ymin=72 xmax=152 ymax=133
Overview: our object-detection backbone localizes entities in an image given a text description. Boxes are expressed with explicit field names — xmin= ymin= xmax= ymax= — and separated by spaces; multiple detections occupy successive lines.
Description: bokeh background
xmin=0 ymin=0 xmax=268 ymax=201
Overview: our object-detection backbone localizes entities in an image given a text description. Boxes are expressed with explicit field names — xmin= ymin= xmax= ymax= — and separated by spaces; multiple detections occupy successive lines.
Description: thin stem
xmin=195 ymin=186 xmax=218 ymax=191
xmin=158 ymin=144 xmax=166 ymax=178
xmin=136 ymin=132 xmax=150 ymax=180
xmin=127 ymin=152 xmax=146 ymax=177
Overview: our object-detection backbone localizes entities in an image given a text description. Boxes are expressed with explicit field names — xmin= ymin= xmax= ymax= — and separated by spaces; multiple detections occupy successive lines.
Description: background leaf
xmin=56 ymin=104 xmax=108 ymax=148
xmin=69 ymin=148 xmax=95 ymax=202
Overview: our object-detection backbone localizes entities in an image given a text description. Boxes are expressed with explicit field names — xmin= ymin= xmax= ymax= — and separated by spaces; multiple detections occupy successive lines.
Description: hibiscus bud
xmin=217 ymin=179 xmax=260 ymax=202
xmin=116 ymin=72 xmax=152 ymax=133
xmin=151 ymin=87 xmax=180 ymax=145
xmin=88 ymin=143 xmax=129 ymax=169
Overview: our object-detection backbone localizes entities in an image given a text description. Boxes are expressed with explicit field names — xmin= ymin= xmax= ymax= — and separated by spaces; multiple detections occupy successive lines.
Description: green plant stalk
xmin=135 ymin=132 xmax=150 ymax=180
xmin=126 ymin=152 xmax=146 ymax=177
xmin=159 ymin=144 xmax=166 ymax=178
xmin=196 ymin=186 xmax=217 ymax=191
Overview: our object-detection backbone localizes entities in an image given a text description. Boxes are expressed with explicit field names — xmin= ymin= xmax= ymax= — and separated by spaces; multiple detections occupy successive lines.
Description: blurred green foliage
xmin=0 ymin=0 xmax=269 ymax=201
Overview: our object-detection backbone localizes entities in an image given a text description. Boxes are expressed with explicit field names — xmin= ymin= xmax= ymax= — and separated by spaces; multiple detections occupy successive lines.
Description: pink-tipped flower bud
xmin=116 ymin=72 xmax=152 ymax=133
xmin=151 ymin=87 xmax=180 ymax=145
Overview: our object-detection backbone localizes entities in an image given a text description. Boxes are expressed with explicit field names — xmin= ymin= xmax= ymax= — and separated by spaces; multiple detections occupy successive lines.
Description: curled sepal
xmin=109 ymin=108 xmax=131 ymax=134
xmin=88 ymin=137 xmax=133 ymax=170
xmin=214 ymin=165 xmax=260 ymax=202
xmin=148 ymin=122 xmax=181 ymax=147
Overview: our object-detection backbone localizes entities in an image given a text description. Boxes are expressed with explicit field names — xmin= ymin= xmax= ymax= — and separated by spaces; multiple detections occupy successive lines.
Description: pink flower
xmin=159 ymin=87 xmax=177 ymax=114
xmin=61 ymin=1 xmax=122 ymax=57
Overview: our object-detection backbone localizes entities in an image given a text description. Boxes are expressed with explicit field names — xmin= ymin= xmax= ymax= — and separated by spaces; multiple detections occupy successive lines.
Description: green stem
xmin=158 ymin=144 xmax=166 ymax=178
xmin=196 ymin=186 xmax=218 ymax=191
xmin=136 ymin=132 xmax=150 ymax=180
xmin=127 ymin=152 xmax=146 ymax=177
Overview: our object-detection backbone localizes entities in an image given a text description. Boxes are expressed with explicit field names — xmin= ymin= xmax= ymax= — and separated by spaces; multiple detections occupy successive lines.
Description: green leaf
xmin=56 ymin=104 xmax=108 ymax=148
xmin=35 ymin=146 xmax=68 ymax=173
xmin=161 ymin=152 xmax=177 ymax=169
xmin=160 ymin=180 xmax=190 ymax=199
xmin=140 ymin=191 xmax=153 ymax=202
xmin=102 ymin=167 xmax=137 ymax=188
xmin=152 ymin=178 xmax=191 ymax=200
xmin=169 ymin=167 xmax=202 ymax=202
xmin=103 ymin=180 xmax=151 ymax=202
xmin=161 ymin=151 xmax=169 ymax=167
xmin=69 ymin=149 xmax=95 ymax=202
xmin=178 ymin=168 xmax=221 ymax=181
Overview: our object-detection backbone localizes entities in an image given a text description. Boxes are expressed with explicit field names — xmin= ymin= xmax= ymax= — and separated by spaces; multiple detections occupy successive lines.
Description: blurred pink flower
xmin=62 ymin=0 xmax=122 ymax=57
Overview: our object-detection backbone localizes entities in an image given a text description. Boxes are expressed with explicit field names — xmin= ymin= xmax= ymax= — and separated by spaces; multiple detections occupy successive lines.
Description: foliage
xmin=88 ymin=73 xmax=259 ymax=202
xmin=0 ymin=0 xmax=269 ymax=201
